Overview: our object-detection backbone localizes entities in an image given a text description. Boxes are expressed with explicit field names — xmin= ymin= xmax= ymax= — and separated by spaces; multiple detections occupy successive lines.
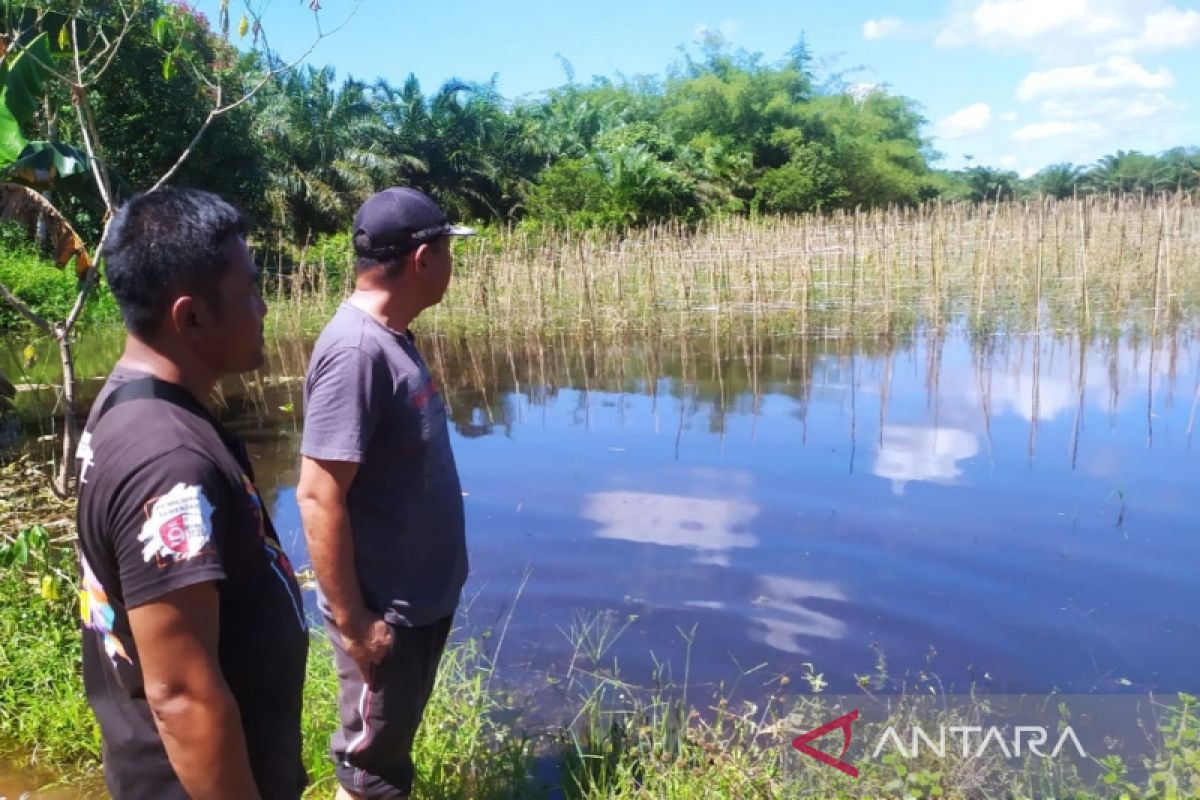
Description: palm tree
xmin=373 ymin=77 xmax=537 ymax=222
xmin=1032 ymin=163 xmax=1084 ymax=199
xmin=256 ymin=66 xmax=396 ymax=239
xmin=1157 ymin=147 xmax=1200 ymax=191
xmin=1086 ymin=150 xmax=1164 ymax=194
xmin=963 ymin=166 xmax=1019 ymax=202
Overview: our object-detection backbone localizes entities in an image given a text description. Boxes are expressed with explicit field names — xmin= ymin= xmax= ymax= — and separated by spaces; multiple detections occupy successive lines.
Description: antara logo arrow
xmin=791 ymin=708 xmax=860 ymax=778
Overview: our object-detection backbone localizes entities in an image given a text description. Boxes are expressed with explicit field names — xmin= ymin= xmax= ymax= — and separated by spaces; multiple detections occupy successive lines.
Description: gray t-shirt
xmin=301 ymin=302 xmax=467 ymax=626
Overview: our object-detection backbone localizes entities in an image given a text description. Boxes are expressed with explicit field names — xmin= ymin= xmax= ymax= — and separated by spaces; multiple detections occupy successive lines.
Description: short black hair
xmin=353 ymin=234 xmax=446 ymax=279
xmin=102 ymin=188 xmax=249 ymax=339
xmin=354 ymin=251 xmax=408 ymax=278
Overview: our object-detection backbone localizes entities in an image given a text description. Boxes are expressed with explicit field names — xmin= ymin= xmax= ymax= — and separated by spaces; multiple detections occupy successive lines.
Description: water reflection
xmin=6 ymin=325 xmax=1197 ymax=698
xmin=752 ymin=575 xmax=848 ymax=655
xmin=583 ymin=489 xmax=759 ymax=557
xmin=875 ymin=425 xmax=979 ymax=495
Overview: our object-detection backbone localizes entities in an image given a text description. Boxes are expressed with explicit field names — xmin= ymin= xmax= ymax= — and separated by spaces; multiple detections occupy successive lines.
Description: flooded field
xmin=216 ymin=327 xmax=1199 ymax=696
xmin=3 ymin=322 xmax=1198 ymax=794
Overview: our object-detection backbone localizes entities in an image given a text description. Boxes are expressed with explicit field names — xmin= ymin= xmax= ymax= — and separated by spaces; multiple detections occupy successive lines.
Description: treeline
xmin=940 ymin=151 xmax=1200 ymax=203
xmin=3 ymin=1 xmax=1198 ymax=247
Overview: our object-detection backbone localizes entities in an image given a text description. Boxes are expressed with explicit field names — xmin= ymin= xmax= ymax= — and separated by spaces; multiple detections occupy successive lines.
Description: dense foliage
xmin=1 ymin=2 xmax=1197 ymax=243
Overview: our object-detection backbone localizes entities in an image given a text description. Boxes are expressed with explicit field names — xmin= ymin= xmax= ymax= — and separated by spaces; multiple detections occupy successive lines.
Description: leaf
xmin=0 ymin=102 xmax=24 ymax=165
xmin=57 ymin=25 xmax=70 ymax=52
xmin=0 ymin=183 xmax=93 ymax=277
xmin=2 ymin=140 xmax=91 ymax=190
xmin=1 ymin=33 xmax=52 ymax=128
xmin=39 ymin=574 xmax=59 ymax=601
xmin=22 ymin=343 xmax=36 ymax=367
xmin=151 ymin=16 xmax=170 ymax=46
xmin=162 ymin=55 xmax=176 ymax=81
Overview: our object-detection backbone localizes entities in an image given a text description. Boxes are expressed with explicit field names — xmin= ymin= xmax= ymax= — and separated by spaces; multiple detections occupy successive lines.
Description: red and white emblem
xmin=139 ymin=483 xmax=214 ymax=564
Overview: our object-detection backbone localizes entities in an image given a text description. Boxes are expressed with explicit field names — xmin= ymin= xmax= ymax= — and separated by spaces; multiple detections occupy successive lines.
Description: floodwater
xmin=0 ymin=759 xmax=88 ymax=799
xmin=2 ymin=325 xmax=1198 ymax=793
xmin=237 ymin=327 xmax=1197 ymax=697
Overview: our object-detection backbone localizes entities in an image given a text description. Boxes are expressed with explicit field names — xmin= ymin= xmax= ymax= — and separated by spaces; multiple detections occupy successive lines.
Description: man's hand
xmin=297 ymin=456 xmax=389 ymax=683
xmin=341 ymin=614 xmax=393 ymax=685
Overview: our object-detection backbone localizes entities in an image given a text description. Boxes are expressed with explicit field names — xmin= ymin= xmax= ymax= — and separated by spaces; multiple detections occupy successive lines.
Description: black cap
xmin=352 ymin=187 xmax=475 ymax=259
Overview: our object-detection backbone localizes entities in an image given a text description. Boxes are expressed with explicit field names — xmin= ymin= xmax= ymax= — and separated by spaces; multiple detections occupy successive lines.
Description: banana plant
xmin=0 ymin=26 xmax=109 ymax=496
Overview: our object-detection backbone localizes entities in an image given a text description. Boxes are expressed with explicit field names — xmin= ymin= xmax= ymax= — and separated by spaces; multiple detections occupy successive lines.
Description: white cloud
xmin=1016 ymin=57 xmax=1173 ymax=101
xmin=935 ymin=0 xmax=1200 ymax=58
xmin=1013 ymin=120 xmax=1105 ymax=141
xmin=1000 ymin=111 xmax=1020 ymax=122
xmin=863 ymin=16 xmax=904 ymax=40
xmin=999 ymin=154 xmax=1019 ymax=167
xmin=1039 ymin=92 xmax=1176 ymax=122
xmin=937 ymin=0 xmax=1121 ymax=48
xmin=1111 ymin=6 xmax=1200 ymax=53
xmin=935 ymin=102 xmax=993 ymax=139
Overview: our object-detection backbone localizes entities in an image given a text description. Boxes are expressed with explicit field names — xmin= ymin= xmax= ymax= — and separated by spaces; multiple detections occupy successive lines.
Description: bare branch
xmin=85 ymin=2 xmax=144 ymax=84
xmin=148 ymin=0 xmax=364 ymax=191
xmin=0 ymin=281 xmax=52 ymax=333
xmin=64 ymin=264 xmax=103 ymax=334
xmin=70 ymin=21 xmax=115 ymax=213
xmin=149 ymin=86 xmax=221 ymax=192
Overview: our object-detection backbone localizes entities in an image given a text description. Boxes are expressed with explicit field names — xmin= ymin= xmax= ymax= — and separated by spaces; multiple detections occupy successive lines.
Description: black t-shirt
xmin=76 ymin=368 xmax=309 ymax=799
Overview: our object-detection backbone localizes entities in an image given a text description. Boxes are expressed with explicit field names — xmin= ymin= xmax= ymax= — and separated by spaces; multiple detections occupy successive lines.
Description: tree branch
xmin=149 ymin=86 xmax=220 ymax=192
xmin=85 ymin=2 xmax=144 ymax=84
xmin=0 ymin=280 xmax=52 ymax=333
xmin=70 ymin=20 xmax=115 ymax=212
xmin=65 ymin=216 xmax=114 ymax=334
xmin=148 ymin=1 xmax=363 ymax=193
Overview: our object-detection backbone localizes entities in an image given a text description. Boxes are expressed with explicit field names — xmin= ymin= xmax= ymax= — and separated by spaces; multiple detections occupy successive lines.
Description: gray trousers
xmin=326 ymin=615 xmax=452 ymax=799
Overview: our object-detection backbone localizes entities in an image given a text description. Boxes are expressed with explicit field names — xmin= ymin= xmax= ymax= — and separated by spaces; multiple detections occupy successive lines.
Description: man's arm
xmin=296 ymin=456 xmax=392 ymax=681
xmin=127 ymin=582 xmax=260 ymax=800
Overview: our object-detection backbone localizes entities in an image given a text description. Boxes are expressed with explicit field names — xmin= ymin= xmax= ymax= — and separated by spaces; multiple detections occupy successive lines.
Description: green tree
xmin=256 ymin=65 xmax=393 ymax=239
xmin=1086 ymin=150 xmax=1164 ymax=193
xmin=1032 ymin=163 xmax=1085 ymax=199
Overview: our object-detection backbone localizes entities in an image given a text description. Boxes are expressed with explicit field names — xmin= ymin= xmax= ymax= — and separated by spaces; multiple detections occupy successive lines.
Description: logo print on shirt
xmin=138 ymin=483 xmax=214 ymax=565
xmin=412 ymin=378 xmax=438 ymax=410
xmin=76 ymin=430 xmax=95 ymax=484
xmin=79 ymin=555 xmax=131 ymax=667
xmin=241 ymin=473 xmax=307 ymax=631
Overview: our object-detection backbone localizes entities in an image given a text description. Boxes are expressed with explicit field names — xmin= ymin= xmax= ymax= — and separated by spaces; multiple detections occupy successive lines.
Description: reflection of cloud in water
xmin=982 ymin=368 xmax=1075 ymax=422
xmin=964 ymin=340 xmax=1183 ymax=424
xmin=874 ymin=425 xmax=979 ymax=495
xmin=752 ymin=575 xmax=847 ymax=655
xmin=685 ymin=600 xmax=727 ymax=611
xmin=583 ymin=491 xmax=758 ymax=554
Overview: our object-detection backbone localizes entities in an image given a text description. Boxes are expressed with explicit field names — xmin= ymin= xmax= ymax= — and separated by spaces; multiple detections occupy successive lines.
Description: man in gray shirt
xmin=296 ymin=187 xmax=474 ymax=800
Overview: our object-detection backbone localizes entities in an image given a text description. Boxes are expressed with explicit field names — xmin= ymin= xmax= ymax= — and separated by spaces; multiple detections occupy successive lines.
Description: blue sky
xmin=195 ymin=0 xmax=1199 ymax=176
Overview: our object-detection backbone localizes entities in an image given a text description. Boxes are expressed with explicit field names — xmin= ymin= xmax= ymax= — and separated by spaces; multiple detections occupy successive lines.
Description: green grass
xmin=0 ymin=225 xmax=119 ymax=335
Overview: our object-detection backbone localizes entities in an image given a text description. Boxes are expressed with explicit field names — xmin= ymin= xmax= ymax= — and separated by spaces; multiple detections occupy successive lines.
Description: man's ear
xmin=411 ymin=242 xmax=432 ymax=274
xmin=167 ymin=295 xmax=201 ymax=337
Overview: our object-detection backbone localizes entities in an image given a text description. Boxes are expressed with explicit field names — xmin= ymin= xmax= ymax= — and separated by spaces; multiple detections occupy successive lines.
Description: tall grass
xmin=265 ymin=194 xmax=1200 ymax=339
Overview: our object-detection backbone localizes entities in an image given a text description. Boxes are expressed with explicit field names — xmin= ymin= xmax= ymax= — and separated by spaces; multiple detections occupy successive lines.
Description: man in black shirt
xmin=76 ymin=188 xmax=308 ymax=799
